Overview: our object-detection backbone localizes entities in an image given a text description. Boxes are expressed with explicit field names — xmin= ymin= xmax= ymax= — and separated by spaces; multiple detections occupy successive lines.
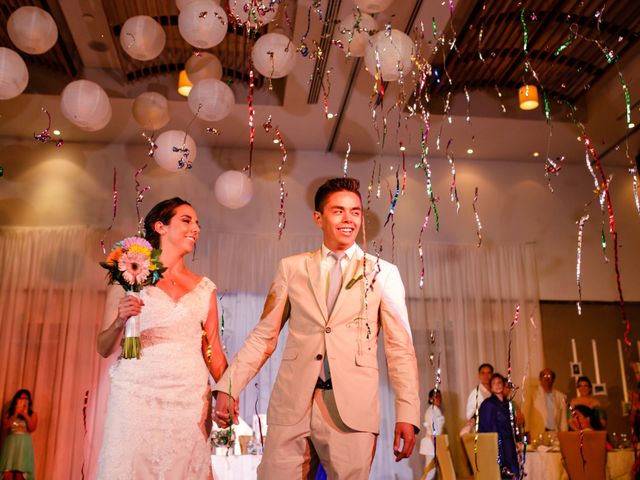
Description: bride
xmin=96 ymin=198 xmax=227 ymax=479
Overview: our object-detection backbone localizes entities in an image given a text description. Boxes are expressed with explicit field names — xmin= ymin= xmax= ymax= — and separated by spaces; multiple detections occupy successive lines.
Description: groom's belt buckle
xmin=315 ymin=378 xmax=333 ymax=390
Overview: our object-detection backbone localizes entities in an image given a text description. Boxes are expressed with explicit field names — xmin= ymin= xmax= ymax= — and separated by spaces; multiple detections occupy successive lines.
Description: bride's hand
xmin=116 ymin=295 xmax=144 ymax=327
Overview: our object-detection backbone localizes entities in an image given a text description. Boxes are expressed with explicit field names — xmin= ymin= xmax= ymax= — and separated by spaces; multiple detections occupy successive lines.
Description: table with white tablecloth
xmin=211 ymin=454 xmax=261 ymax=480
xmin=524 ymin=449 xmax=635 ymax=480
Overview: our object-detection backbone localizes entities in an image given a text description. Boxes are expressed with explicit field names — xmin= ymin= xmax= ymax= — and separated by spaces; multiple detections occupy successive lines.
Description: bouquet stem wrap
xmin=123 ymin=290 xmax=142 ymax=359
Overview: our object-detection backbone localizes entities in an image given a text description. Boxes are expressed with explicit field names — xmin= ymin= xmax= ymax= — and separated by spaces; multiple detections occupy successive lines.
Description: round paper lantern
xmin=178 ymin=0 xmax=228 ymax=49
xmin=119 ymin=16 xmax=166 ymax=61
xmin=230 ymin=0 xmax=278 ymax=28
xmin=185 ymin=52 xmax=222 ymax=84
xmin=132 ymin=92 xmax=170 ymax=130
xmin=60 ymin=80 xmax=112 ymax=131
xmin=7 ymin=6 xmax=58 ymax=55
xmin=188 ymin=78 xmax=234 ymax=122
xmin=176 ymin=0 xmax=218 ymax=10
xmin=214 ymin=170 xmax=253 ymax=209
xmin=251 ymin=33 xmax=296 ymax=79
xmin=154 ymin=130 xmax=197 ymax=172
xmin=334 ymin=11 xmax=377 ymax=57
xmin=354 ymin=0 xmax=394 ymax=14
xmin=0 ymin=48 xmax=29 ymax=100
xmin=364 ymin=29 xmax=414 ymax=81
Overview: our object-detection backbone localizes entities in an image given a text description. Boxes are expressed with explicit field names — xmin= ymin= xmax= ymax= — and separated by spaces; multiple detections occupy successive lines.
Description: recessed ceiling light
xmin=399 ymin=145 xmax=406 ymax=152
xmin=326 ymin=113 xmax=334 ymax=119
xmin=533 ymin=151 xmax=539 ymax=157
xmin=272 ymin=138 xmax=280 ymax=144
xmin=53 ymin=129 xmax=61 ymax=136
xmin=466 ymin=148 xmax=474 ymax=154
xmin=629 ymin=122 xmax=636 ymax=129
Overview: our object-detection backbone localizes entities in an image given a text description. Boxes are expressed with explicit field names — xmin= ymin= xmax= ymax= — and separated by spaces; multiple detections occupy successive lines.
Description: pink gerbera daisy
xmin=118 ymin=251 xmax=151 ymax=285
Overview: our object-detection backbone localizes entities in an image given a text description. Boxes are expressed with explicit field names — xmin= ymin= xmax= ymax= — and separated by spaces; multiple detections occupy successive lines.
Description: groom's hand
xmin=393 ymin=422 xmax=416 ymax=462
xmin=214 ymin=392 xmax=238 ymax=428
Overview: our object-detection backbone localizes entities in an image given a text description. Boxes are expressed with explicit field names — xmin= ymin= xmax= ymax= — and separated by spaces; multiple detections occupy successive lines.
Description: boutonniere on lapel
xmin=345 ymin=274 xmax=363 ymax=289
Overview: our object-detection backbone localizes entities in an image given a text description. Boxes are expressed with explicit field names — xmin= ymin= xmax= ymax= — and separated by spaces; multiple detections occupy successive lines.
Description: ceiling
xmin=0 ymin=0 xmax=638 ymax=166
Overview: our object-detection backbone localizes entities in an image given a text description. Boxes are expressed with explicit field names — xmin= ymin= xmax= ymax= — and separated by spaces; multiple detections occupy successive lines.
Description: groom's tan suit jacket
xmin=214 ymin=246 xmax=420 ymax=433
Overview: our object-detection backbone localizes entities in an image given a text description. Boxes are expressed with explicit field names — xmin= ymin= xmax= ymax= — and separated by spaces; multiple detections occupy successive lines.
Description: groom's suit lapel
xmin=306 ymin=249 xmax=328 ymax=323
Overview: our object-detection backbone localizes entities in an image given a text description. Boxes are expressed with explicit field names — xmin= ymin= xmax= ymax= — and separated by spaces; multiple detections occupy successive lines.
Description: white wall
xmin=1 ymin=138 xmax=638 ymax=301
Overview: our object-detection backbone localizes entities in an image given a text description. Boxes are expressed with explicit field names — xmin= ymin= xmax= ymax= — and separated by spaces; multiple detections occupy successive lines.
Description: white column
xmin=617 ymin=339 xmax=629 ymax=403
xmin=592 ymin=339 xmax=601 ymax=384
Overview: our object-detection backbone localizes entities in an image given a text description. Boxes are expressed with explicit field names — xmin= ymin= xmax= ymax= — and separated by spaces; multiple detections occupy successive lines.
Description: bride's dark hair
xmin=143 ymin=197 xmax=191 ymax=249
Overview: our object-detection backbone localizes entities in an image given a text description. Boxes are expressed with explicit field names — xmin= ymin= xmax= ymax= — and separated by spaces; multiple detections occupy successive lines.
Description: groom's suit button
xmin=325 ymin=327 xmax=332 ymax=333
xmin=315 ymin=354 xmax=323 ymax=360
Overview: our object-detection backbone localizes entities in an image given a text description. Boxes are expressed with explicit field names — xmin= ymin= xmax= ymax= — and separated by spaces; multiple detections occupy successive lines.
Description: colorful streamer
xmin=576 ymin=213 xmax=589 ymax=315
xmin=135 ymin=164 xmax=151 ymax=234
xmin=445 ymin=139 xmax=459 ymax=212
xmin=100 ymin=168 xmax=118 ymax=254
xmin=33 ymin=107 xmax=63 ymax=147
xmin=472 ymin=187 xmax=482 ymax=247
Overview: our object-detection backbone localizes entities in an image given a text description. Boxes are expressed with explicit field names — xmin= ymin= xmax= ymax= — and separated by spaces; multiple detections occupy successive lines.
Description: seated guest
xmin=525 ymin=368 xmax=568 ymax=440
xmin=479 ymin=373 xmax=519 ymax=479
xmin=460 ymin=363 xmax=494 ymax=435
xmin=568 ymin=404 xmax=603 ymax=432
xmin=419 ymin=389 xmax=445 ymax=480
xmin=569 ymin=376 xmax=607 ymax=428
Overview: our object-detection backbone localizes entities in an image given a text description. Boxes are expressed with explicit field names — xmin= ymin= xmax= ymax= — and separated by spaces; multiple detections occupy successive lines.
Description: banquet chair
xmin=558 ymin=431 xmax=607 ymax=480
xmin=462 ymin=433 xmax=501 ymax=480
xmin=435 ymin=434 xmax=457 ymax=480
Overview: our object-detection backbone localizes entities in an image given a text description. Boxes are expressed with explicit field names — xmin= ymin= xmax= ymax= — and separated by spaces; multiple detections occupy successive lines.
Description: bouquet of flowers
xmin=100 ymin=236 xmax=165 ymax=359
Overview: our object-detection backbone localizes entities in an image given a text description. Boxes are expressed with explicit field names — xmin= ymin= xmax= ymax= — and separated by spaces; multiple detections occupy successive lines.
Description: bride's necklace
xmin=164 ymin=271 xmax=180 ymax=286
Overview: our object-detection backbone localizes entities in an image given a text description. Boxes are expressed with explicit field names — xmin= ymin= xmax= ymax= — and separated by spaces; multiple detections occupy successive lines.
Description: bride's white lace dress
xmin=98 ymin=277 xmax=215 ymax=480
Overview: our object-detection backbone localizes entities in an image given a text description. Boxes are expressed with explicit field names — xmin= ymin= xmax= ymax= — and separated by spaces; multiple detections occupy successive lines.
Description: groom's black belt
xmin=315 ymin=377 xmax=333 ymax=390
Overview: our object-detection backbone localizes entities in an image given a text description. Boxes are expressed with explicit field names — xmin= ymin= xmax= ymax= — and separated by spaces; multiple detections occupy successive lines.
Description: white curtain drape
xmin=0 ymin=228 xmax=542 ymax=479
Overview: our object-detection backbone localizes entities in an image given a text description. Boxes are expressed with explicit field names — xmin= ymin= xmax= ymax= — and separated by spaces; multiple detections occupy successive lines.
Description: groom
xmin=214 ymin=177 xmax=420 ymax=478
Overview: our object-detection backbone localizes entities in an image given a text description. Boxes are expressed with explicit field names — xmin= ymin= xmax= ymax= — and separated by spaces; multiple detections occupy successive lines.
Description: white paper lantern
xmin=178 ymin=0 xmax=228 ymax=49
xmin=364 ymin=29 xmax=414 ymax=81
xmin=354 ymin=0 xmax=394 ymax=14
xmin=334 ymin=11 xmax=377 ymax=57
xmin=60 ymin=80 xmax=112 ymax=131
xmin=230 ymin=0 xmax=278 ymax=28
xmin=0 ymin=48 xmax=29 ymax=100
xmin=188 ymin=78 xmax=234 ymax=122
xmin=176 ymin=0 xmax=218 ymax=10
xmin=7 ymin=6 xmax=58 ymax=55
xmin=132 ymin=92 xmax=170 ymax=130
xmin=119 ymin=16 xmax=166 ymax=61
xmin=154 ymin=130 xmax=197 ymax=171
xmin=251 ymin=33 xmax=296 ymax=79
xmin=214 ymin=170 xmax=253 ymax=209
xmin=185 ymin=52 xmax=222 ymax=84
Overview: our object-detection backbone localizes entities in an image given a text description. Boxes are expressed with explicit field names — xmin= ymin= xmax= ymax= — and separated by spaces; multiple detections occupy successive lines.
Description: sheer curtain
xmin=0 ymin=228 xmax=541 ymax=479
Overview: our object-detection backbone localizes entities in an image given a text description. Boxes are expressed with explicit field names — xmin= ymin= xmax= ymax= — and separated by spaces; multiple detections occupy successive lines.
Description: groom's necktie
xmin=326 ymin=251 xmax=345 ymax=315
xmin=321 ymin=251 xmax=345 ymax=382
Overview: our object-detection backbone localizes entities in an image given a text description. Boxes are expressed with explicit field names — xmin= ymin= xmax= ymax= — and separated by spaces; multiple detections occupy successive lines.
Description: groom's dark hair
xmin=314 ymin=177 xmax=361 ymax=213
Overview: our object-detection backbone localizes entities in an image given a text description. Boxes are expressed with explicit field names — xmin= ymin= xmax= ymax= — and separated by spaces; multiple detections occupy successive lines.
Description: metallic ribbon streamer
xmin=520 ymin=9 xmax=528 ymax=54
xmin=418 ymin=205 xmax=432 ymax=289
xmin=135 ymin=164 xmax=151 ymax=234
xmin=445 ymin=139 xmax=460 ymax=212
xmin=100 ymin=168 xmax=118 ymax=254
xmin=576 ymin=213 xmax=590 ymax=315
xmin=343 ymin=143 xmax=351 ymax=177
xmin=384 ymin=167 xmax=400 ymax=227
xmin=247 ymin=68 xmax=255 ymax=176
xmin=472 ymin=187 xmax=482 ymax=247
xmin=33 ymin=107 xmax=64 ymax=147
xmin=273 ymin=126 xmax=288 ymax=239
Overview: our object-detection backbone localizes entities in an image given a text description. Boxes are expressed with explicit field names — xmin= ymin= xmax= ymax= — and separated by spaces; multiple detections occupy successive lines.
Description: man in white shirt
xmin=526 ymin=368 xmax=568 ymax=440
xmin=465 ymin=363 xmax=494 ymax=420
xmin=459 ymin=363 xmax=493 ymax=436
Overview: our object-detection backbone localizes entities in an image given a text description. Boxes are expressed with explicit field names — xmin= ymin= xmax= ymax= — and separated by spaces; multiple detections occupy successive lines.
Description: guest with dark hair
xmin=97 ymin=198 xmax=228 ymax=479
xmin=419 ymin=389 xmax=445 ymax=480
xmin=526 ymin=368 xmax=568 ymax=440
xmin=0 ymin=389 xmax=37 ymax=480
xmin=569 ymin=376 xmax=607 ymax=428
xmin=478 ymin=374 xmax=519 ymax=479
xmin=460 ymin=363 xmax=494 ymax=435
xmin=568 ymin=404 xmax=603 ymax=432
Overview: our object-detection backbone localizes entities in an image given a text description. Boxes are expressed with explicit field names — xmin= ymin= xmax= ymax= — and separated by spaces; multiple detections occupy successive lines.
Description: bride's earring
xmin=192 ymin=242 xmax=197 ymax=262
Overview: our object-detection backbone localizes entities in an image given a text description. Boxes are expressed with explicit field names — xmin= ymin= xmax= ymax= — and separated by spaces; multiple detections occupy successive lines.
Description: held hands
xmin=214 ymin=392 xmax=239 ymax=428
xmin=116 ymin=295 xmax=144 ymax=327
xmin=393 ymin=422 xmax=416 ymax=462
